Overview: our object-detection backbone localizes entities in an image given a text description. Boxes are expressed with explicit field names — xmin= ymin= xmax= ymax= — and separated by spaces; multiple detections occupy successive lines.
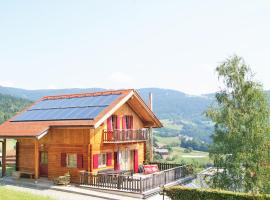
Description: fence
xmin=146 ymin=162 xmax=183 ymax=171
xmin=80 ymin=165 xmax=189 ymax=193
xmin=103 ymin=129 xmax=149 ymax=143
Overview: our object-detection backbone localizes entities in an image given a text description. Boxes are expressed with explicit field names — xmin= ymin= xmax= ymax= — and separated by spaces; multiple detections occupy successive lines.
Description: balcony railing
xmin=103 ymin=129 xmax=149 ymax=143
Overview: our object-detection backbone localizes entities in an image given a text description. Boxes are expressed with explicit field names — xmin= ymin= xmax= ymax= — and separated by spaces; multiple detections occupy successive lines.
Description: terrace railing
xmin=146 ymin=162 xmax=183 ymax=171
xmin=103 ymin=129 xmax=149 ymax=143
xmin=79 ymin=165 xmax=190 ymax=193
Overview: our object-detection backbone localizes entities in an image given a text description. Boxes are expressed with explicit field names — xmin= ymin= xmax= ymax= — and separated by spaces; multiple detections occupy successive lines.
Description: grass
xmin=155 ymin=136 xmax=180 ymax=146
xmin=165 ymin=147 xmax=211 ymax=172
xmin=0 ymin=186 xmax=54 ymax=200
xmin=170 ymin=147 xmax=210 ymax=165
xmin=155 ymin=135 xmax=212 ymax=171
xmin=160 ymin=119 xmax=183 ymax=130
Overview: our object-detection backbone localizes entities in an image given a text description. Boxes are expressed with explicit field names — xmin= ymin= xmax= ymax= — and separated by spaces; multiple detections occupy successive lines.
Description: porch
xmin=79 ymin=162 xmax=193 ymax=195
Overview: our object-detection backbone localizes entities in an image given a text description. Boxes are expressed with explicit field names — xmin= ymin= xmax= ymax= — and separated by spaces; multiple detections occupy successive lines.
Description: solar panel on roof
xmin=12 ymin=94 xmax=120 ymax=122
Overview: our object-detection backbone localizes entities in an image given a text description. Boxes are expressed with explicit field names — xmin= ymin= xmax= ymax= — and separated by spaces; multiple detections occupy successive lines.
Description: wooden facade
xmin=16 ymin=102 xmax=147 ymax=183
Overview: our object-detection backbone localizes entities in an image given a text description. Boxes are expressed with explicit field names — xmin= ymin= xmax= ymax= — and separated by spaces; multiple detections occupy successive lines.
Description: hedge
xmin=163 ymin=186 xmax=270 ymax=200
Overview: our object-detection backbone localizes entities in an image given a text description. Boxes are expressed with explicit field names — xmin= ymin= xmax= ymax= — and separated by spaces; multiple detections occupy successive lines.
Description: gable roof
xmin=0 ymin=89 xmax=162 ymax=138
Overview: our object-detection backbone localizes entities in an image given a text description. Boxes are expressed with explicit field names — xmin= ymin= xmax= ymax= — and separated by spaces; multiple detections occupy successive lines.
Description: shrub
xmin=164 ymin=186 xmax=270 ymax=200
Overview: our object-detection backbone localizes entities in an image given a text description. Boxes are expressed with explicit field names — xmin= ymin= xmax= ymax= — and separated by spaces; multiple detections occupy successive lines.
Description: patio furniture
xmin=53 ymin=172 xmax=71 ymax=185
xmin=12 ymin=170 xmax=35 ymax=179
xmin=143 ymin=164 xmax=159 ymax=175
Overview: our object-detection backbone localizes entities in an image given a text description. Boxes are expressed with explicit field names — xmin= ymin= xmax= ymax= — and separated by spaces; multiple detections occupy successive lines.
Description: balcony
xmin=103 ymin=129 xmax=149 ymax=143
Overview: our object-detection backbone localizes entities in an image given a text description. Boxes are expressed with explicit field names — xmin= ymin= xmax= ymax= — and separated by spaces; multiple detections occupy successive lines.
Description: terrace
xmin=79 ymin=162 xmax=193 ymax=196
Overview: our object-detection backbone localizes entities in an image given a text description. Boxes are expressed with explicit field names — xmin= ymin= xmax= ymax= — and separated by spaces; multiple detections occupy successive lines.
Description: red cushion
xmin=143 ymin=164 xmax=159 ymax=174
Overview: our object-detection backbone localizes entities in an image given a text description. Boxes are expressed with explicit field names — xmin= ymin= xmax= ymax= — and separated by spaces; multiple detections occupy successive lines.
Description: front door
xmin=119 ymin=149 xmax=133 ymax=171
xmin=39 ymin=151 xmax=48 ymax=177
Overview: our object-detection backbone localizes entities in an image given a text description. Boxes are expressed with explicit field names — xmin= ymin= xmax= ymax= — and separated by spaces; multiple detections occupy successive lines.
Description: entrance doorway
xmin=39 ymin=151 xmax=48 ymax=177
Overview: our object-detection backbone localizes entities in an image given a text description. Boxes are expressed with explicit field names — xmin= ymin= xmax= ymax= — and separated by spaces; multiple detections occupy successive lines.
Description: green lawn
xmin=164 ymin=147 xmax=211 ymax=172
xmin=155 ymin=135 xmax=212 ymax=171
xmin=155 ymin=136 xmax=180 ymax=146
xmin=160 ymin=119 xmax=183 ymax=130
xmin=0 ymin=186 xmax=54 ymax=200
xmin=170 ymin=147 xmax=210 ymax=164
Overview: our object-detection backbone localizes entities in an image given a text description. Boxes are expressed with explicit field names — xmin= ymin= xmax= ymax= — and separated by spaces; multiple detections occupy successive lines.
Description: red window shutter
xmin=107 ymin=117 xmax=113 ymax=140
xmin=122 ymin=116 xmax=126 ymax=129
xmin=134 ymin=150 xmax=139 ymax=173
xmin=61 ymin=153 xmax=66 ymax=167
xmin=107 ymin=117 xmax=112 ymax=131
xmin=116 ymin=116 xmax=121 ymax=129
xmin=93 ymin=154 xmax=99 ymax=169
xmin=77 ymin=154 xmax=83 ymax=169
xmin=106 ymin=152 xmax=112 ymax=166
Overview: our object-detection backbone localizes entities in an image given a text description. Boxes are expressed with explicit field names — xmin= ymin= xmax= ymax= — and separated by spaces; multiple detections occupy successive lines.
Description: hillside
xmin=0 ymin=86 xmax=214 ymax=143
xmin=0 ymin=93 xmax=31 ymax=124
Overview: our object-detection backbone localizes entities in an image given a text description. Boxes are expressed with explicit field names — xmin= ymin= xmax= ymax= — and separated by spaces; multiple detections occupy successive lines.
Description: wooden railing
xmin=103 ymin=129 xmax=149 ymax=143
xmin=79 ymin=165 xmax=190 ymax=193
xmin=146 ymin=162 xmax=183 ymax=171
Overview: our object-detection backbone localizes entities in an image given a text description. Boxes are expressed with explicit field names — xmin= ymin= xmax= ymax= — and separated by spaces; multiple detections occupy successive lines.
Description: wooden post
xmin=34 ymin=139 xmax=39 ymax=180
xmin=15 ymin=141 xmax=19 ymax=171
xmin=87 ymin=144 xmax=92 ymax=172
xmin=2 ymin=139 xmax=6 ymax=177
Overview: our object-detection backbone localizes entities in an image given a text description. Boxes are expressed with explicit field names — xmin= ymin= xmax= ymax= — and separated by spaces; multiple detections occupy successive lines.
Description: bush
xmin=164 ymin=186 xmax=270 ymax=200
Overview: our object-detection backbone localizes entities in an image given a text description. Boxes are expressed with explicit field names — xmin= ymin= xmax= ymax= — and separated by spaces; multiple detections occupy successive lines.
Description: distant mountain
xmin=0 ymin=86 xmax=104 ymax=100
xmin=0 ymin=86 xmax=215 ymax=143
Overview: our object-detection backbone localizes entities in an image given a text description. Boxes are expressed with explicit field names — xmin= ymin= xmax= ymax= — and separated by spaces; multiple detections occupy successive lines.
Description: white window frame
xmin=66 ymin=153 xmax=77 ymax=168
xmin=98 ymin=153 xmax=107 ymax=168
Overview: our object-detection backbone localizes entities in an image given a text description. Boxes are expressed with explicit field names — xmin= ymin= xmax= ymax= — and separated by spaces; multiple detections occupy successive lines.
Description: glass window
xmin=112 ymin=115 xmax=118 ymax=130
xmin=41 ymin=152 xmax=48 ymax=164
xmin=98 ymin=153 xmax=107 ymax=168
xmin=125 ymin=115 xmax=133 ymax=129
xmin=67 ymin=153 xmax=77 ymax=168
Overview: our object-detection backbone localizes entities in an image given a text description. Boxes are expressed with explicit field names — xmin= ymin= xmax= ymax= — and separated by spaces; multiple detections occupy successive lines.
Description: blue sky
xmin=1 ymin=0 xmax=270 ymax=95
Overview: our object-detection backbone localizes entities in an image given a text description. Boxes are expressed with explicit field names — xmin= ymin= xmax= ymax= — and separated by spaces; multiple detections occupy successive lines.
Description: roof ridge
xmin=42 ymin=89 xmax=134 ymax=100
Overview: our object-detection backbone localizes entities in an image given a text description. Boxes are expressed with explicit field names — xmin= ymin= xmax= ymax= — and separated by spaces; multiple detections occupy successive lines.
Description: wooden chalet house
xmin=0 ymin=89 xmax=162 ymax=183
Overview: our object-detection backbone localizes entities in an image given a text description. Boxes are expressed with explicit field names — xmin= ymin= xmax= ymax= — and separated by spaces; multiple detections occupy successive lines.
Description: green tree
xmin=206 ymin=56 xmax=270 ymax=193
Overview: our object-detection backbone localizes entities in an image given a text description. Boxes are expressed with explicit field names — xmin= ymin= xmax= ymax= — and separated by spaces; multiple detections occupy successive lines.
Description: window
xmin=112 ymin=115 xmax=118 ymax=130
xmin=98 ymin=153 xmax=107 ymax=168
xmin=124 ymin=115 xmax=133 ymax=129
xmin=67 ymin=153 xmax=77 ymax=168
xmin=40 ymin=152 xmax=48 ymax=164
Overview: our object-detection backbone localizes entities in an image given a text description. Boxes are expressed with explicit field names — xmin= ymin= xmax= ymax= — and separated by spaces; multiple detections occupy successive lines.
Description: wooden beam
xmin=15 ymin=141 xmax=19 ymax=171
xmin=2 ymin=139 xmax=6 ymax=177
xmin=34 ymin=139 xmax=39 ymax=179
xmin=88 ymin=144 xmax=92 ymax=172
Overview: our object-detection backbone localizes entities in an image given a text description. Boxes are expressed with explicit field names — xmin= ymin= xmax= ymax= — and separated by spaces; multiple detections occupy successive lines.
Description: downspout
xmin=149 ymin=93 xmax=153 ymax=162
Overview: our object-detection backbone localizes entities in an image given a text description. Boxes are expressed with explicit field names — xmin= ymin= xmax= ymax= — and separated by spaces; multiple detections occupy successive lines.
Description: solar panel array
xmin=12 ymin=94 xmax=120 ymax=122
